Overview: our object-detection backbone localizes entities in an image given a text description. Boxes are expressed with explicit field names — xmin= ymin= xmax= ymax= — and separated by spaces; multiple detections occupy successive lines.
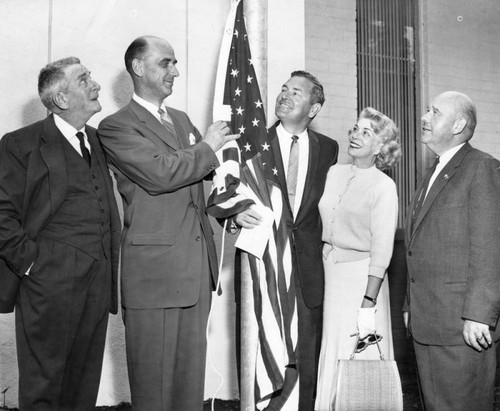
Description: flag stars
xmin=255 ymin=100 xmax=263 ymax=109
xmin=234 ymin=87 xmax=242 ymax=97
xmin=247 ymin=75 xmax=253 ymax=84
xmin=252 ymin=118 xmax=260 ymax=127
xmin=239 ymin=125 xmax=246 ymax=134
xmin=234 ymin=29 xmax=239 ymax=38
xmin=261 ymin=142 xmax=270 ymax=151
xmin=244 ymin=142 xmax=251 ymax=151
xmin=272 ymin=167 xmax=278 ymax=176
xmin=231 ymin=68 xmax=239 ymax=78
xmin=236 ymin=106 xmax=244 ymax=115
xmin=248 ymin=58 xmax=253 ymax=66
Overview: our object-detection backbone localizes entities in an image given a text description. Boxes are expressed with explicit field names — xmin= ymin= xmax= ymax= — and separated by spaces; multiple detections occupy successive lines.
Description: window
xmin=356 ymin=0 xmax=418 ymax=227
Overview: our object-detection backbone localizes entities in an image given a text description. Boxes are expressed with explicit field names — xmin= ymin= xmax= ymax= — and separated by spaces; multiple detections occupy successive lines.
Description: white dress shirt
xmin=425 ymin=143 xmax=465 ymax=199
xmin=276 ymin=123 xmax=309 ymax=217
xmin=133 ymin=93 xmax=171 ymax=123
xmin=53 ymin=113 xmax=91 ymax=155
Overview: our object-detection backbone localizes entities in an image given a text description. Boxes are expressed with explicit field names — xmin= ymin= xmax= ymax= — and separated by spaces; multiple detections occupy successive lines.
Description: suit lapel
xmin=86 ymin=127 xmax=106 ymax=171
xmin=269 ymin=126 xmax=290 ymax=210
xmin=410 ymin=143 xmax=472 ymax=240
xmin=295 ymin=130 xmax=319 ymax=224
xmin=40 ymin=115 xmax=68 ymax=216
xmin=129 ymin=100 xmax=180 ymax=150
xmin=168 ymin=108 xmax=189 ymax=149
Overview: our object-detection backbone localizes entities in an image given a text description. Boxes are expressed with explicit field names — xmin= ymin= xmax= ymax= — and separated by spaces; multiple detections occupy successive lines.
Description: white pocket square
xmin=189 ymin=133 xmax=196 ymax=145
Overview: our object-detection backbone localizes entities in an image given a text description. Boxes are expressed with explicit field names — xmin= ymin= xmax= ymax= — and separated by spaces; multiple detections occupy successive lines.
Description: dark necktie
xmin=287 ymin=135 xmax=299 ymax=213
xmin=76 ymin=131 xmax=91 ymax=167
xmin=411 ymin=157 xmax=439 ymax=231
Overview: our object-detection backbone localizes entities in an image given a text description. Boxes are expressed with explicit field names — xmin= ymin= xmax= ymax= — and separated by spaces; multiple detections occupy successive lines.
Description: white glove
xmin=357 ymin=307 xmax=377 ymax=340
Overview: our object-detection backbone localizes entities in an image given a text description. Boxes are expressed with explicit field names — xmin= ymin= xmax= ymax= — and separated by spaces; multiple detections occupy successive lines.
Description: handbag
xmin=334 ymin=334 xmax=403 ymax=411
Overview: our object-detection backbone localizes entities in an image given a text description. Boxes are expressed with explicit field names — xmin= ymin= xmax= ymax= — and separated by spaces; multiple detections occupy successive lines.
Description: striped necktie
xmin=287 ymin=135 xmax=299 ymax=213
xmin=158 ymin=108 xmax=177 ymax=138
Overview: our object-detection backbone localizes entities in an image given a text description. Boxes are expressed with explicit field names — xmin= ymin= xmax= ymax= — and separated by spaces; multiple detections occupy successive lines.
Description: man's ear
xmin=131 ymin=58 xmax=144 ymax=77
xmin=453 ymin=117 xmax=467 ymax=135
xmin=53 ymin=91 xmax=68 ymax=111
xmin=308 ymin=102 xmax=322 ymax=119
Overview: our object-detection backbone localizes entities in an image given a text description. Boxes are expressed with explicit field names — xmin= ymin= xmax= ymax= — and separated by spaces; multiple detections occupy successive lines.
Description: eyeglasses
xmin=355 ymin=333 xmax=383 ymax=353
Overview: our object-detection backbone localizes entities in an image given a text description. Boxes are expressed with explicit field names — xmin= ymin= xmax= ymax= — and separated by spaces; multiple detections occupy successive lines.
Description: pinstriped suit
xmin=98 ymin=99 xmax=219 ymax=410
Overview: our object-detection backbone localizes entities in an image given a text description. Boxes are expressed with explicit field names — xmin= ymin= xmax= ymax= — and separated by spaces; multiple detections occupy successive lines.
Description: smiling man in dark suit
xmin=0 ymin=57 xmax=121 ymax=410
xmin=235 ymin=71 xmax=338 ymax=410
xmin=405 ymin=91 xmax=500 ymax=411
xmin=98 ymin=35 xmax=239 ymax=411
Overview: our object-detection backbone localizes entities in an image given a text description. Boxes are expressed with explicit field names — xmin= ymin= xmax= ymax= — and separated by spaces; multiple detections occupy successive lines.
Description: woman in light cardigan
xmin=315 ymin=107 xmax=402 ymax=410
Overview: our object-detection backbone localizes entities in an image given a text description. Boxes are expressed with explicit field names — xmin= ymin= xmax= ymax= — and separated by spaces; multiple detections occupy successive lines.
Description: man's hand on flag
xmin=234 ymin=205 xmax=263 ymax=229
xmin=203 ymin=120 xmax=240 ymax=153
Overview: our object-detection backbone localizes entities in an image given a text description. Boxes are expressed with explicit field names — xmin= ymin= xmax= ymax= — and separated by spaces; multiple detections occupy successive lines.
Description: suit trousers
xmin=124 ymin=266 xmax=211 ymax=411
xmin=413 ymin=339 xmax=496 ymax=411
xmin=265 ymin=266 xmax=323 ymax=411
xmin=16 ymin=238 xmax=111 ymax=411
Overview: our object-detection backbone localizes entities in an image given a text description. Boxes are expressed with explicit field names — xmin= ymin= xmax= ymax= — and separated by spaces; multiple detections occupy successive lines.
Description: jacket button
xmin=195 ymin=236 xmax=201 ymax=241
xmin=408 ymin=251 xmax=412 ymax=256
xmin=411 ymin=277 xmax=416 ymax=283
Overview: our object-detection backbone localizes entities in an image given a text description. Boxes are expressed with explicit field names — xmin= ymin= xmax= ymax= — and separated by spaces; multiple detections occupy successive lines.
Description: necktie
xmin=158 ymin=108 xmax=177 ymax=138
xmin=411 ymin=157 xmax=439 ymax=231
xmin=76 ymin=131 xmax=91 ymax=167
xmin=287 ymin=135 xmax=299 ymax=213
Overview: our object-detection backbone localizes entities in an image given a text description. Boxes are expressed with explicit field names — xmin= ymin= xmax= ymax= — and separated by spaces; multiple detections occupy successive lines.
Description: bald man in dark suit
xmin=405 ymin=91 xmax=500 ymax=411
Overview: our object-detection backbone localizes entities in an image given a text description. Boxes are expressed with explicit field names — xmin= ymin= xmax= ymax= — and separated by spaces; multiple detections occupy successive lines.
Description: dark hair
xmin=124 ymin=36 xmax=152 ymax=75
xmin=38 ymin=56 xmax=80 ymax=111
xmin=359 ymin=107 xmax=401 ymax=170
xmin=290 ymin=70 xmax=325 ymax=106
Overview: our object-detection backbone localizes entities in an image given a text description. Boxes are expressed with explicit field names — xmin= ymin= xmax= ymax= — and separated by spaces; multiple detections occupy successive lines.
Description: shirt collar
xmin=438 ymin=143 xmax=465 ymax=166
xmin=276 ymin=122 xmax=308 ymax=141
xmin=53 ymin=113 xmax=85 ymax=140
xmin=133 ymin=93 xmax=163 ymax=120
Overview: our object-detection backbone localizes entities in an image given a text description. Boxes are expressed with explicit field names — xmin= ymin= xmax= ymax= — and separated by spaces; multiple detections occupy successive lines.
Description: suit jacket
xmin=268 ymin=123 xmax=338 ymax=308
xmin=98 ymin=100 xmax=219 ymax=309
xmin=405 ymin=142 xmax=500 ymax=345
xmin=0 ymin=115 xmax=121 ymax=313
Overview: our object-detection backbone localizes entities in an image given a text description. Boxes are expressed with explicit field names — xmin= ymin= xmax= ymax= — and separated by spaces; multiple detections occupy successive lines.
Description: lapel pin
xmin=444 ymin=174 xmax=449 ymax=180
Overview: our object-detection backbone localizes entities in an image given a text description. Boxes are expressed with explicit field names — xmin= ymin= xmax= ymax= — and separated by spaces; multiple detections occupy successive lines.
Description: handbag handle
xmin=349 ymin=334 xmax=385 ymax=361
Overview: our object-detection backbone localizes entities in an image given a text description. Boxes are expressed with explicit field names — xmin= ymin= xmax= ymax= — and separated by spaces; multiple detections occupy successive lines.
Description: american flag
xmin=207 ymin=0 xmax=298 ymax=406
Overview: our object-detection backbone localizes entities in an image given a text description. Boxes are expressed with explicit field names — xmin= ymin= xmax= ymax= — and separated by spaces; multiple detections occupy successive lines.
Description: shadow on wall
xmin=21 ymin=97 xmax=47 ymax=128
xmin=111 ymin=70 xmax=133 ymax=109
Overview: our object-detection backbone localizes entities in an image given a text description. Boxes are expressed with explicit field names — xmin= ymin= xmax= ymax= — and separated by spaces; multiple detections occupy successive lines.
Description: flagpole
xmin=210 ymin=1 xmax=270 ymax=408
xmin=240 ymin=2 xmax=267 ymax=409
xmin=240 ymin=251 xmax=257 ymax=410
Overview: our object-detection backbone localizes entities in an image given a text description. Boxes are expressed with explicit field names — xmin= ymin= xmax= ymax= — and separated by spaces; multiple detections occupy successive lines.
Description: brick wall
xmin=305 ymin=0 xmax=357 ymax=164
xmin=422 ymin=0 xmax=500 ymax=159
